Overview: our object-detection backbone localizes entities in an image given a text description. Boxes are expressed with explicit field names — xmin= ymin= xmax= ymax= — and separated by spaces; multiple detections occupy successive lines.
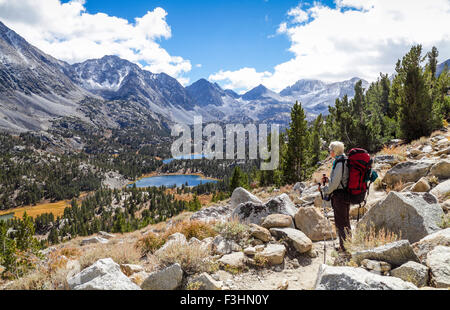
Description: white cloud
xmin=211 ymin=0 xmax=450 ymax=93
xmin=0 ymin=0 xmax=191 ymax=83
xmin=209 ymin=67 xmax=273 ymax=94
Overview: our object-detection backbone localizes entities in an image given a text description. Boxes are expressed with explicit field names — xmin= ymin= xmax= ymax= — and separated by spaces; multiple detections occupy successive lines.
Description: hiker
xmin=321 ymin=141 xmax=351 ymax=252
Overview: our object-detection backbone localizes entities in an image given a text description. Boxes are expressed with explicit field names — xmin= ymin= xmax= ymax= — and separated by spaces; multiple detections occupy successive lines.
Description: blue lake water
xmin=0 ymin=212 xmax=14 ymax=222
xmin=130 ymin=174 xmax=217 ymax=188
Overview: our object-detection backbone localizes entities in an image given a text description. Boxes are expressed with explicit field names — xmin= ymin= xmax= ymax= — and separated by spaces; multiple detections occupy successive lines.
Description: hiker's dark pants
xmin=331 ymin=190 xmax=351 ymax=251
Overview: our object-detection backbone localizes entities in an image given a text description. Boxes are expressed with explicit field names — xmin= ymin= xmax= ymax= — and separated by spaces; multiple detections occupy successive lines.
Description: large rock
xmin=269 ymin=227 xmax=312 ymax=254
xmin=430 ymin=160 xmax=450 ymax=179
xmin=260 ymin=214 xmax=294 ymax=229
xmin=382 ymin=160 xmax=434 ymax=185
xmin=232 ymin=193 xmax=297 ymax=225
xmin=98 ymin=231 xmax=115 ymax=239
xmin=430 ymin=179 xmax=450 ymax=198
xmin=80 ymin=236 xmax=109 ymax=246
xmin=294 ymin=206 xmax=336 ymax=241
xmin=352 ymin=240 xmax=420 ymax=267
xmin=412 ymin=228 xmax=450 ymax=262
xmin=293 ymin=182 xmax=307 ymax=194
xmin=187 ymin=272 xmax=222 ymax=290
xmin=212 ymin=235 xmax=241 ymax=255
xmin=391 ymin=261 xmax=429 ymax=287
xmin=141 ymin=263 xmax=183 ymax=290
xmin=191 ymin=204 xmax=234 ymax=223
xmin=359 ymin=191 xmax=444 ymax=243
xmin=155 ymin=233 xmax=188 ymax=256
xmin=426 ymin=246 xmax=450 ymax=288
xmin=411 ymin=177 xmax=431 ymax=192
xmin=249 ymin=224 xmax=272 ymax=243
xmin=230 ymin=187 xmax=262 ymax=209
xmin=67 ymin=258 xmax=141 ymax=290
xmin=218 ymin=252 xmax=246 ymax=269
xmin=314 ymin=264 xmax=418 ymax=290
xmin=257 ymin=243 xmax=286 ymax=265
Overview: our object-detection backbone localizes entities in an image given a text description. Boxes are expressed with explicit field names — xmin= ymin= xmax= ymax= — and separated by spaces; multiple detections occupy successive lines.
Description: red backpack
xmin=336 ymin=148 xmax=373 ymax=204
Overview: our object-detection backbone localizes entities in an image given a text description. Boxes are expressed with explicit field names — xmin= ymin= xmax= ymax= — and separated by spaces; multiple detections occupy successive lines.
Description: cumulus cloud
xmin=0 ymin=0 xmax=191 ymax=83
xmin=211 ymin=0 xmax=450 ymax=92
xmin=209 ymin=67 xmax=273 ymax=94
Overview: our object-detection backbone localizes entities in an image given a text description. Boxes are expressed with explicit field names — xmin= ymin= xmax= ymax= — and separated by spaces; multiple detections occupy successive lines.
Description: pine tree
xmin=282 ymin=101 xmax=309 ymax=184
xmin=310 ymin=113 xmax=323 ymax=165
xmin=397 ymin=45 xmax=433 ymax=141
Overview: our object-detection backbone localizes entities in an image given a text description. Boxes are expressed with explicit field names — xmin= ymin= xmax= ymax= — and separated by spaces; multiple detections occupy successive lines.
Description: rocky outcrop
xmin=269 ymin=227 xmax=312 ymax=254
xmin=430 ymin=179 xmax=450 ymax=198
xmin=232 ymin=193 xmax=297 ymax=225
xmin=141 ymin=263 xmax=183 ymax=290
xmin=98 ymin=231 xmax=115 ymax=239
xmin=391 ymin=261 xmax=429 ymax=287
xmin=218 ymin=252 xmax=246 ymax=269
xmin=212 ymin=235 xmax=242 ymax=255
xmin=382 ymin=160 xmax=434 ymax=185
xmin=67 ymin=258 xmax=141 ymax=290
xmin=294 ymin=206 xmax=336 ymax=241
xmin=257 ymin=244 xmax=286 ymax=265
xmin=426 ymin=246 xmax=450 ymax=288
xmin=430 ymin=159 xmax=450 ymax=179
xmin=249 ymin=224 xmax=272 ymax=243
xmin=260 ymin=214 xmax=294 ymax=229
xmin=80 ymin=237 xmax=109 ymax=246
xmin=411 ymin=177 xmax=431 ymax=192
xmin=230 ymin=187 xmax=262 ymax=209
xmin=190 ymin=204 xmax=233 ymax=222
xmin=359 ymin=191 xmax=444 ymax=243
xmin=187 ymin=272 xmax=222 ymax=290
xmin=352 ymin=240 xmax=420 ymax=267
xmin=314 ymin=264 xmax=418 ymax=290
xmin=360 ymin=259 xmax=391 ymax=275
xmin=412 ymin=228 xmax=450 ymax=262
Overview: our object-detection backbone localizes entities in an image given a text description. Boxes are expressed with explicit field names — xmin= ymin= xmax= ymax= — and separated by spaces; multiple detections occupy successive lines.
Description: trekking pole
xmin=318 ymin=183 xmax=327 ymax=264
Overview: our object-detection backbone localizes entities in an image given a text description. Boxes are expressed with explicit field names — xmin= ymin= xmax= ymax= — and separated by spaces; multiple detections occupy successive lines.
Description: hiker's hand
xmin=321 ymin=175 xmax=328 ymax=185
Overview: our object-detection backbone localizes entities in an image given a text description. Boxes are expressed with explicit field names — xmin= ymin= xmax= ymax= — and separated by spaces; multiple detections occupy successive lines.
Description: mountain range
xmin=0 ymin=20 xmax=447 ymax=133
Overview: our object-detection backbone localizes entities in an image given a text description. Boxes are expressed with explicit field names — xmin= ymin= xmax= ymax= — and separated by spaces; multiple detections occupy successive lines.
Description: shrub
xmin=166 ymin=220 xmax=218 ymax=241
xmin=155 ymin=242 xmax=210 ymax=275
xmin=214 ymin=219 xmax=249 ymax=242
xmin=135 ymin=232 xmax=166 ymax=256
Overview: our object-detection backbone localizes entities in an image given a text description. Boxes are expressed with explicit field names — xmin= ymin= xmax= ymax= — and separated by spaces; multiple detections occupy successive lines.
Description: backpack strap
xmin=334 ymin=157 xmax=347 ymax=190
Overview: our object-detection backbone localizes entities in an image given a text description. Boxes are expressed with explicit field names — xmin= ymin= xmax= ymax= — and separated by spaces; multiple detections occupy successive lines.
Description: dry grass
xmin=0 ymin=193 xmax=88 ymax=219
xmin=344 ymin=224 xmax=401 ymax=253
xmin=166 ymin=219 xmax=218 ymax=241
xmin=386 ymin=180 xmax=404 ymax=193
xmin=136 ymin=219 xmax=218 ymax=256
xmin=378 ymin=145 xmax=407 ymax=157
xmin=411 ymin=136 xmax=429 ymax=147
xmin=213 ymin=218 xmax=250 ymax=243
xmin=154 ymin=242 xmax=211 ymax=275
xmin=78 ymin=242 xmax=141 ymax=269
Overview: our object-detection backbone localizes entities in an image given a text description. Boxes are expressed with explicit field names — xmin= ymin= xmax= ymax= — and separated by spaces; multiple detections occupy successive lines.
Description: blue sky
xmin=1 ymin=0 xmax=449 ymax=92
xmin=62 ymin=0 xmax=336 ymax=86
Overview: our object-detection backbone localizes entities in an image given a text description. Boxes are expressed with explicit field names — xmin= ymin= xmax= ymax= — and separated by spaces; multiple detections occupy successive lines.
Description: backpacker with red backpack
xmin=335 ymin=148 xmax=378 ymax=219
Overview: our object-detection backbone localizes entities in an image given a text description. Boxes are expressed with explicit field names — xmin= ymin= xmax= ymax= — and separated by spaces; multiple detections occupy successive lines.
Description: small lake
xmin=0 ymin=212 xmax=14 ymax=222
xmin=129 ymin=174 xmax=217 ymax=188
